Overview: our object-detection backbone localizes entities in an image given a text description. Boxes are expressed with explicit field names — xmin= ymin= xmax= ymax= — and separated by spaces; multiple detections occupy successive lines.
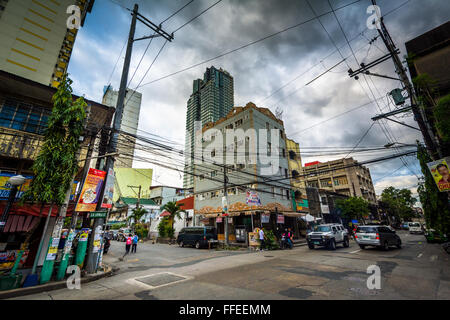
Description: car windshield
xmin=356 ymin=226 xmax=378 ymax=233
xmin=314 ymin=226 xmax=331 ymax=232
xmin=409 ymin=223 xmax=420 ymax=227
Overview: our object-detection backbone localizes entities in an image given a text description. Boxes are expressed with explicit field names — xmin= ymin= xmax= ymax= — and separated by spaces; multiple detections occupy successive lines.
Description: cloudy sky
xmin=67 ymin=0 xmax=449 ymax=200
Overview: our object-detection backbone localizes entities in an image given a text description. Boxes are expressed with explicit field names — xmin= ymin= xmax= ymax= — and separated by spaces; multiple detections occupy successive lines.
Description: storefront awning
xmin=282 ymin=212 xmax=306 ymax=217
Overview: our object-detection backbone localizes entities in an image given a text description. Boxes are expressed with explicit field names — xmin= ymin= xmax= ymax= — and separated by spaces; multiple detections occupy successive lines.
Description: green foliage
xmin=433 ymin=94 xmax=450 ymax=145
xmin=160 ymin=201 xmax=184 ymax=233
xmin=127 ymin=206 xmax=148 ymax=226
xmin=157 ymin=217 xmax=170 ymax=238
xmin=134 ymin=223 xmax=148 ymax=239
xmin=335 ymin=197 xmax=369 ymax=220
xmin=111 ymin=222 xmax=127 ymax=230
xmin=22 ymin=74 xmax=87 ymax=205
xmin=417 ymin=143 xmax=450 ymax=233
xmin=263 ymin=229 xmax=279 ymax=250
xmin=381 ymin=186 xmax=417 ymax=221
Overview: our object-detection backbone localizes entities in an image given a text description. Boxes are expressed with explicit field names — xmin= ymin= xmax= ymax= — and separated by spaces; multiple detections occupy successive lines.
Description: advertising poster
xmin=79 ymin=228 xmax=90 ymax=242
xmin=101 ymin=168 xmax=115 ymax=209
xmin=76 ymin=168 xmax=106 ymax=212
xmin=0 ymin=173 xmax=77 ymax=201
xmin=427 ymin=157 xmax=450 ymax=192
xmin=277 ymin=214 xmax=285 ymax=224
xmin=216 ymin=217 xmax=223 ymax=223
xmin=246 ymin=190 xmax=261 ymax=206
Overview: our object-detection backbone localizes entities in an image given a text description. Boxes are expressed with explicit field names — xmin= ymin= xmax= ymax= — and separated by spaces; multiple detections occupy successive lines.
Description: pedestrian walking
xmin=286 ymin=228 xmax=293 ymax=249
xmin=123 ymin=233 xmax=133 ymax=258
xmin=259 ymin=228 xmax=265 ymax=251
xmin=132 ymin=233 xmax=139 ymax=253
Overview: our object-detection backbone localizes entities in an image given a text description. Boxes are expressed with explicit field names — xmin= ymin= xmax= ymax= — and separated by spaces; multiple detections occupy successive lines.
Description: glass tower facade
xmin=183 ymin=66 xmax=234 ymax=189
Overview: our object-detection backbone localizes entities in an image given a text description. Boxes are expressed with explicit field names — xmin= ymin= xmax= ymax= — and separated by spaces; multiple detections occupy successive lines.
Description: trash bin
xmin=0 ymin=273 xmax=23 ymax=291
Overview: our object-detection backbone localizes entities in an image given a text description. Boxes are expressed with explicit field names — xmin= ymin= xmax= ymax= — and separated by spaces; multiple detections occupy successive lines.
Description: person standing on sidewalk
xmin=259 ymin=228 xmax=265 ymax=251
xmin=132 ymin=233 xmax=139 ymax=253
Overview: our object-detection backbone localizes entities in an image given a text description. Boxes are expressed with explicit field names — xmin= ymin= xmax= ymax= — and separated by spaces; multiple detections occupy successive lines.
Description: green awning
xmin=119 ymin=197 xmax=157 ymax=206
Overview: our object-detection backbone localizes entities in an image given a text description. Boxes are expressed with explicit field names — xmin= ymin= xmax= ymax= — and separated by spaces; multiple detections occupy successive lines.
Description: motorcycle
xmin=103 ymin=236 xmax=111 ymax=254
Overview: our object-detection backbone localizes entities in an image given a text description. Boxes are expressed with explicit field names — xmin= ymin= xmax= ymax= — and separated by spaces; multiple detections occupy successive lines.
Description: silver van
xmin=355 ymin=225 xmax=402 ymax=250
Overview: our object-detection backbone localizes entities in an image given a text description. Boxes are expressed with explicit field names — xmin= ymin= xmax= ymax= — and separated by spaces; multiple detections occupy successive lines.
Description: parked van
xmin=176 ymin=226 xmax=217 ymax=249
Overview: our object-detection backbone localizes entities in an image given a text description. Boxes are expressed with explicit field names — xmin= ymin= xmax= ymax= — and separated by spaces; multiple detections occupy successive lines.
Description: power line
xmin=172 ymin=0 xmax=223 ymax=33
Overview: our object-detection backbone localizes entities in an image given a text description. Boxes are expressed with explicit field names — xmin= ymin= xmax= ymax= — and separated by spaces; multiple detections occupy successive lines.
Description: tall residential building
xmin=0 ymin=0 xmax=95 ymax=88
xmin=302 ymin=158 xmax=377 ymax=204
xmin=183 ymin=66 xmax=234 ymax=189
xmin=101 ymin=85 xmax=142 ymax=168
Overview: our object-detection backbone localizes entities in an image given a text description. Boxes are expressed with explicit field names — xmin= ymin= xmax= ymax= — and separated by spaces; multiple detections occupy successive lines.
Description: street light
xmin=384 ymin=142 xmax=416 ymax=149
xmin=0 ymin=175 xmax=26 ymax=231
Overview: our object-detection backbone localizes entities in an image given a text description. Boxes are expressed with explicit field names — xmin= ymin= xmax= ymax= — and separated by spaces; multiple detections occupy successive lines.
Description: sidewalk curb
xmin=0 ymin=265 xmax=116 ymax=300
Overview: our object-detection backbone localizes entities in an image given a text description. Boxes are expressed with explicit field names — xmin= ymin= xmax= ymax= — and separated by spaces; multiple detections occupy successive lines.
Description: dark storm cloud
xmin=69 ymin=0 xmax=449 ymax=190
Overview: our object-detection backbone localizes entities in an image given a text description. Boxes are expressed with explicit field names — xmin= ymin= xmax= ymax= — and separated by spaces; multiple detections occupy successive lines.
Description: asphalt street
xmin=12 ymin=231 xmax=450 ymax=300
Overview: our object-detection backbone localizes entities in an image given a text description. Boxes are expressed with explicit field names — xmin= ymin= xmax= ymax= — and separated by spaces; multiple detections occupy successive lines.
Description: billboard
xmin=246 ymin=190 xmax=261 ymax=206
xmin=76 ymin=168 xmax=106 ymax=212
xmin=427 ymin=157 xmax=450 ymax=192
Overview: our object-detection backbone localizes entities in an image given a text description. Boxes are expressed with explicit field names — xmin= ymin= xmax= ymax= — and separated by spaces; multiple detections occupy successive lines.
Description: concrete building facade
xmin=0 ymin=0 xmax=95 ymax=88
xmin=303 ymin=158 xmax=377 ymax=204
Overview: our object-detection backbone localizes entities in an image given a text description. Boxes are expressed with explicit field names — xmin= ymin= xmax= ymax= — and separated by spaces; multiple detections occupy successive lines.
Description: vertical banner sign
xmin=101 ymin=168 xmax=115 ymax=208
xmin=76 ymin=168 xmax=106 ymax=212
xmin=427 ymin=157 xmax=450 ymax=192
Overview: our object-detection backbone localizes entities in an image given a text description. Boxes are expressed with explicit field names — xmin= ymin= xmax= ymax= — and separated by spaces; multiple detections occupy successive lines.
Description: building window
xmin=286 ymin=189 xmax=290 ymax=200
xmin=282 ymin=148 xmax=286 ymax=157
xmin=320 ymin=179 xmax=332 ymax=188
xmin=0 ymin=99 xmax=50 ymax=135
xmin=285 ymin=168 xmax=288 ymax=178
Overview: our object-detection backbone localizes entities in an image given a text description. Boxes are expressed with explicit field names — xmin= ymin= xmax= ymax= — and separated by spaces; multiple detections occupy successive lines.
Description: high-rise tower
xmin=183 ymin=66 xmax=234 ymax=189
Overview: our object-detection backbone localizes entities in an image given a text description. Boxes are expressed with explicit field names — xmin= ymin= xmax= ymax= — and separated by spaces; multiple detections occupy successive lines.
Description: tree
xmin=335 ymin=197 xmax=369 ymax=221
xmin=127 ymin=206 xmax=148 ymax=227
xmin=21 ymin=74 xmax=87 ymax=277
xmin=380 ymin=186 xmax=417 ymax=222
xmin=160 ymin=201 xmax=184 ymax=238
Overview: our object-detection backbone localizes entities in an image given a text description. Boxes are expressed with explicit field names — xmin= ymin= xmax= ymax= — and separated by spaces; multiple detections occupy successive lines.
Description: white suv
xmin=408 ymin=222 xmax=423 ymax=234
xmin=307 ymin=223 xmax=350 ymax=250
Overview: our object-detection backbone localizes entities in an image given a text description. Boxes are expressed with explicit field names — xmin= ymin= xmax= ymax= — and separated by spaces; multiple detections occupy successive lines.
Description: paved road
xmin=13 ymin=231 xmax=450 ymax=300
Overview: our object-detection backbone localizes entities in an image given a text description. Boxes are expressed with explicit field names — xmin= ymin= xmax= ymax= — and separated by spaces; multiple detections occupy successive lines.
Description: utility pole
xmin=223 ymin=165 xmax=229 ymax=247
xmin=85 ymin=3 xmax=173 ymax=273
xmin=354 ymin=0 xmax=441 ymax=160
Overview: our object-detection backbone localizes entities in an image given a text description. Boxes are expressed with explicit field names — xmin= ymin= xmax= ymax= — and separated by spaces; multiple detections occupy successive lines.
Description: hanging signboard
xmin=90 ymin=211 xmax=108 ymax=219
xmin=277 ymin=214 xmax=285 ymax=224
xmin=216 ymin=217 xmax=223 ymax=223
xmin=261 ymin=213 xmax=270 ymax=224
xmin=101 ymin=168 xmax=115 ymax=208
xmin=246 ymin=190 xmax=261 ymax=206
xmin=76 ymin=168 xmax=106 ymax=212
xmin=427 ymin=157 xmax=450 ymax=192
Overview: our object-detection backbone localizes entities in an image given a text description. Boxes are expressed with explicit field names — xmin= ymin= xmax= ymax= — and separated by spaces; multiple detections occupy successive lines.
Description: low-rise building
xmin=193 ymin=102 xmax=302 ymax=243
xmin=303 ymin=158 xmax=377 ymax=204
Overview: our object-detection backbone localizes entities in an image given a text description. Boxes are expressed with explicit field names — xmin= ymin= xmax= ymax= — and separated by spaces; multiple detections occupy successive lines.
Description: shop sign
xmin=216 ymin=217 xmax=223 ymax=223
xmin=246 ymin=190 xmax=261 ymax=206
xmin=277 ymin=214 xmax=285 ymax=224
xmin=248 ymin=232 xmax=259 ymax=247
xmin=90 ymin=211 xmax=107 ymax=219
xmin=76 ymin=168 xmax=106 ymax=212
xmin=261 ymin=213 xmax=270 ymax=224
xmin=427 ymin=157 xmax=450 ymax=192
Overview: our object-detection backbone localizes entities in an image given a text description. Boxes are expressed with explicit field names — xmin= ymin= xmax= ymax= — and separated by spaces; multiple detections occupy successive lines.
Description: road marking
xmin=430 ymin=255 xmax=438 ymax=262
xmin=349 ymin=249 xmax=361 ymax=254
xmin=417 ymin=253 xmax=423 ymax=258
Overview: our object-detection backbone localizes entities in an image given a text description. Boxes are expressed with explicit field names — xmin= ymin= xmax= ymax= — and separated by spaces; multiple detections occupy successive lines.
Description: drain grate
xmin=135 ymin=273 xmax=186 ymax=288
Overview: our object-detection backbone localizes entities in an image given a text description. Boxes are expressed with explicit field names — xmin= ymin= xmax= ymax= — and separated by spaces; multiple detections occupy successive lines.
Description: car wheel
xmin=343 ymin=237 xmax=349 ymax=248
xmin=308 ymin=243 xmax=315 ymax=250
xmin=383 ymin=241 xmax=389 ymax=251
xmin=359 ymin=244 xmax=365 ymax=250
xmin=179 ymin=241 xmax=184 ymax=248
xmin=396 ymin=239 xmax=402 ymax=249
xmin=329 ymin=239 xmax=336 ymax=250
xmin=195 ymin=241 xmax=201 ymax=249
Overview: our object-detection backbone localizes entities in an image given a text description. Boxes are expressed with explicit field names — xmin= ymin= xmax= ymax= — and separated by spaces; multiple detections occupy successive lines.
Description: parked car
xmin=177 ymin=226 xmax=218 ymax=249
xmin=408 ymin=222 xmax=423 ymax=234
xmin=424 ymin=229 xmax=449 ymax=243
xmin=307 ymin=224 xmax=349 ymax=250
xmin=355 ymin=225 xmax=402 ymax=250
xmin=401 ymin=222 xmax=410 ymax=230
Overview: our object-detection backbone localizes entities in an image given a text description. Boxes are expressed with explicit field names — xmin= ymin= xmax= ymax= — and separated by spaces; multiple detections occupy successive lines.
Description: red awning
xmin=0 ymin=202 xmax=76 ymax=217
xmin=160 ymin=210 xmax=170 ymax=217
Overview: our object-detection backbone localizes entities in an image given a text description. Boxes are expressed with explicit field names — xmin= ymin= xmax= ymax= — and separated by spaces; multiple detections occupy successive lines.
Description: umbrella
xmin=160 ymin=210 xmax=170 ymax=217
